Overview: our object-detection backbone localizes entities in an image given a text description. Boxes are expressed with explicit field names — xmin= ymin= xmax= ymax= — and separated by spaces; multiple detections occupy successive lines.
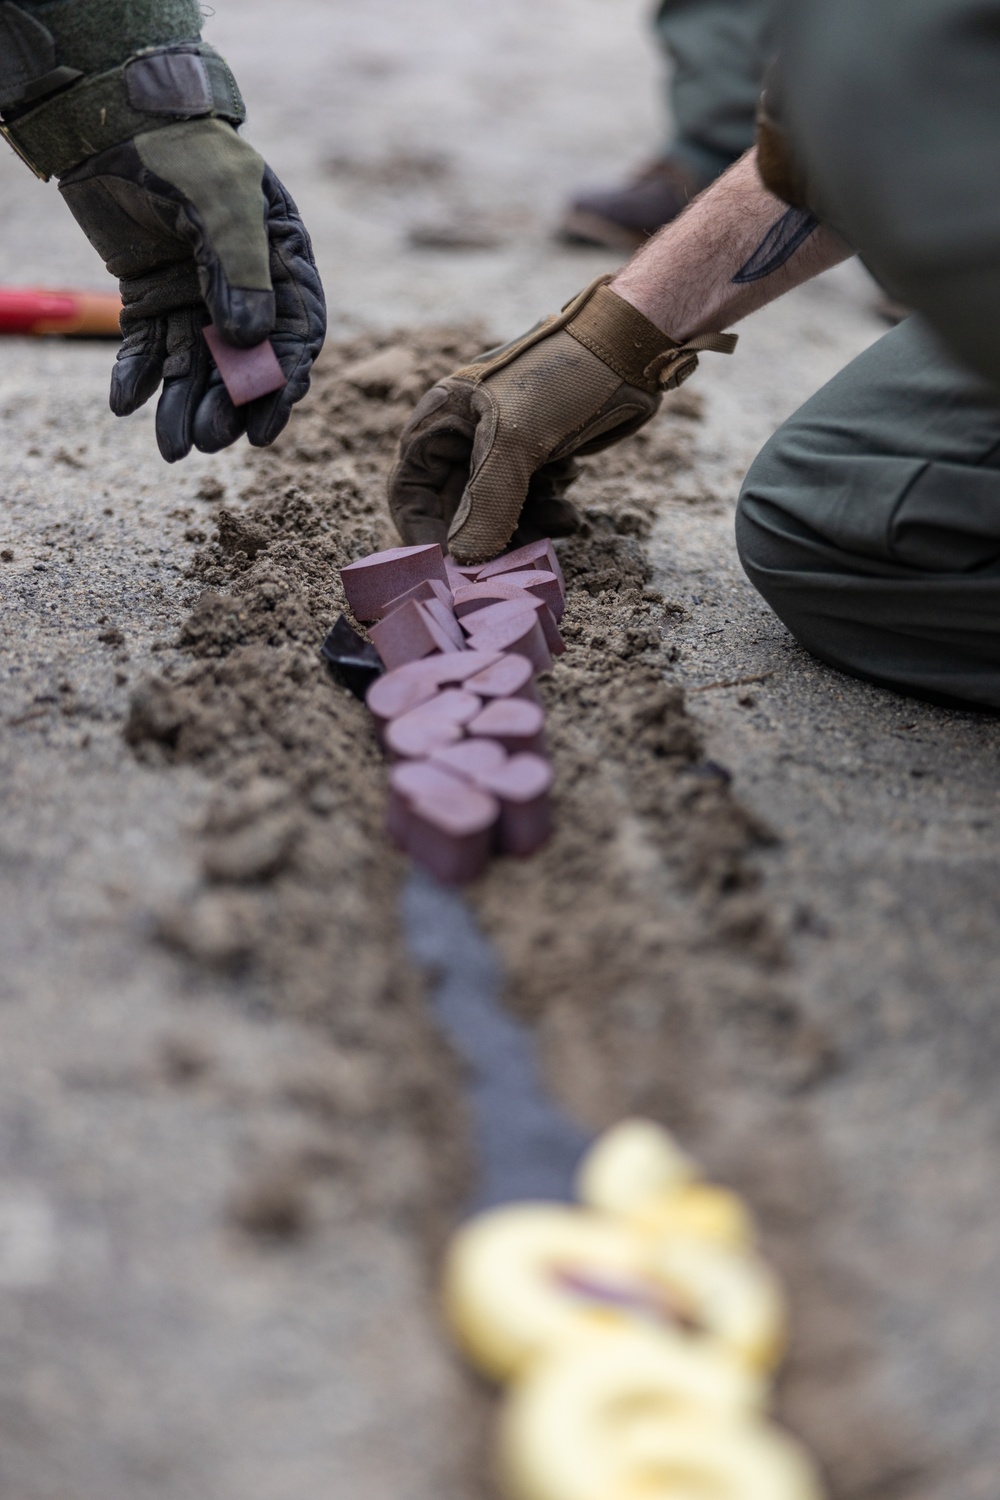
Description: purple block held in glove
xmin=202 ymin=324 xmax=287 ymax=407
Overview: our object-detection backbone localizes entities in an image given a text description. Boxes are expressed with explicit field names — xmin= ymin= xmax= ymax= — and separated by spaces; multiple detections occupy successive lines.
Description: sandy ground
xmin=3 ymin=2 xmax=1000 ymax=1498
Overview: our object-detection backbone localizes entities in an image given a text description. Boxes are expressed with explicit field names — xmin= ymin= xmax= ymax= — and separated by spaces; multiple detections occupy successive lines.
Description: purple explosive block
xmin=377 ymin=576 xmax=454 ymax=620
xmin=385 ymin=714 xmax=463 ymax=761
xmin=445 ymin=557 xmax=483 ymax=591
xmin=367 ymin=653 xmax=504 ymax=732
xmin=407 ymin=783 xmax=499 ymax=885
xmin=476 ymin=538 xmax=565 ymax=594
xmin=385 ymin=689 xmax=482 ymax=759
xmin=477 ymin=752 xmax=554 ymax=856
xmin=419 ymin=687 xmax=483 ymax=726
xmin=453 ymin=581 xmax=529 ymax=619
xmin=463 ymin=653 xmax=538 ymax=704
xmin=468 ymin=697 xmax=546 ymax=756
xmin=366 ymin=668 xmax=440 ymax=736
xmin=202 ymin=324 xmax=287 ymax=407
xmin=465 ymin=610 xmax=553 ymax=676
xmin=422 ymin=595 xmax=466 ymax=650
xmin=492 ymin=569 xmax=564 ymax=623
xmin=431 ymin=737 xmax=508 ymax=783
xmin=368 ymin=598 xmax=464 ymax=671
xmin=426 ymin=651 xmax=502 ymax=685
xmin=454 ymin=570 xmax=564 ymax=625
xmin=387 ymin=759 xmax=464 ymax=849
xmin=460 ymin=596 xmax=564 ymax=657
xmin=341 ymin=544 xmax=449 ymax=623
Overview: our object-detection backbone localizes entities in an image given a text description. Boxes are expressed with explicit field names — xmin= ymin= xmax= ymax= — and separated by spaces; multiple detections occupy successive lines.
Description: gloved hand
xmin=388 ymin=276 xmax=735 ymax=564
xmin=59 ymin=120 xmax=326 ymax=461
xmin=0 ymin=2 xmax=325 ymax=462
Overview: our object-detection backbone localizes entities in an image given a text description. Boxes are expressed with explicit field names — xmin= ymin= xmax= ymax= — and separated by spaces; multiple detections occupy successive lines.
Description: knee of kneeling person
xmin=735 ymin=468 xmax=888 ymax=688
xmin=734 ymin=447 xmax=804 ymax=586
xmin=734 ymin=453 xmax=838 ymax=653
xmin=732 ymin=402 xmax=849 ymax=580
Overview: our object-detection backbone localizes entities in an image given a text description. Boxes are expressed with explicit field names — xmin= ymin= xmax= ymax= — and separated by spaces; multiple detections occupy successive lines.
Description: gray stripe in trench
xmin=401 ymin=869 xmax=591 ymax=1214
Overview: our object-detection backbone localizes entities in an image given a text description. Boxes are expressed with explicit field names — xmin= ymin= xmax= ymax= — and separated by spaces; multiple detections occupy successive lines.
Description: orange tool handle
xmin=0 ymin=286 xmax=122 ymax=337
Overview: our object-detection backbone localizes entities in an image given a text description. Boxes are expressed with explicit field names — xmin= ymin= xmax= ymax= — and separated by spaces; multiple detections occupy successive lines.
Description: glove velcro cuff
xmin=564 ymin=283 xmax=683 ymax=393
xmin=563 ymin=283 xmax=737 ymax=392
xmin=0 ymin=43 xmax=245 ymax=180
xmin=451 ymin=276 xmax=737 ymax=397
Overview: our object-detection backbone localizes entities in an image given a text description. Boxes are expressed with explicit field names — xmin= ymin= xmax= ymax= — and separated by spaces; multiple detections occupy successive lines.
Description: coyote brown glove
xmin=389 ymin=275 xmax=736 ymax=564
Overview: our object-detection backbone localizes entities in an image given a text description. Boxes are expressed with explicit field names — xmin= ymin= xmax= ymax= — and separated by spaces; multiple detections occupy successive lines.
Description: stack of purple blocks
xmin=340 ymin=540 xmax=567 ymax=884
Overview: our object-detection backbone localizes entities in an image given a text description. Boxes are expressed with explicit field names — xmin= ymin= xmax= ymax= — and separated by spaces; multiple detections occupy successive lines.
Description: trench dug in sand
xmin=126 ymin=331 xmax=932 ymax=1499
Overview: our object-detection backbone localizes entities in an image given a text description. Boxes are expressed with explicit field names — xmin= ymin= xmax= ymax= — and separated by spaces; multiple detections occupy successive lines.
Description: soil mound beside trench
xmin=125 ymin=332 xmax=929 ymax=1499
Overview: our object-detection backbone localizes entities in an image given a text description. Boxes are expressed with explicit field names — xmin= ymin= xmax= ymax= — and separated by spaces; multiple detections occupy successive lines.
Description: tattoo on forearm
xmin=732 ymin=207 xmax=819 ymax=284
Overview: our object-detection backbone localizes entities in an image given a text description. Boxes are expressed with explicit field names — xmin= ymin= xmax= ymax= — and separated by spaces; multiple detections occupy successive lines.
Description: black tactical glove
xmin=0 ymin=1 xmax=326 ymax=461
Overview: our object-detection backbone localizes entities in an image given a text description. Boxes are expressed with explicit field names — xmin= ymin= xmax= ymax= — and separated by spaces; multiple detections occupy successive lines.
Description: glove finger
xmin=111 ymin=352 xmax=165 ymax=417
xmin=386 ymin=381 xmax=479 ymax=544
xmin=155 ymin=309 xmax=214 ymax=463
xmin=520 ymin=493 xmax=585 ymax=538
xmin=447 ymin=386 xmax=539 ymax=564
xmin=192 ymin=371 xmax=248 ymax=453
xmin=109 ymin=315 xmax=168 ymax=417
xmin=156 ymin=378 xmax=200 ymax=463
xmin=514 ymin=459 xmax=585 ymax=545
xmin=243 ymin=331 xmax=307 ymax=448
xmin=390 ymin=430 xmax=476 ymax=547
xmin=243 ymin=168 xmax=327 ymax=445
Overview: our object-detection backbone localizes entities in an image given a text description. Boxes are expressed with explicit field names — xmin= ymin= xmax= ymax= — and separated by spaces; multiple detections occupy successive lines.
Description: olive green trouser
xmin=736 ymin=317 xmax=1000 ymax=709
xmin=654 ymin=0 xmax=777 ymax=181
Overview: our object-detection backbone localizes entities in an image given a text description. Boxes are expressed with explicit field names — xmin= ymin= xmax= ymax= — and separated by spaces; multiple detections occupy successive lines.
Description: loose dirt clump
xmin=125 ymin=327 xmax=492 ymax=1254
xmin=125 ymin=332 xmax=924 ymax=1498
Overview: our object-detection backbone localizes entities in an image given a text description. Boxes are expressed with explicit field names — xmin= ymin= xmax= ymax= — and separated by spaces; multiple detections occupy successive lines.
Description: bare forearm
xmin=612 ymin=149 xmax=851 ymax=342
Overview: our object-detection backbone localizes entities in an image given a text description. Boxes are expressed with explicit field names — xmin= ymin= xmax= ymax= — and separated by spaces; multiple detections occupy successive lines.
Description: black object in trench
xmin=321 ymin=614 xmax=383 ymax=699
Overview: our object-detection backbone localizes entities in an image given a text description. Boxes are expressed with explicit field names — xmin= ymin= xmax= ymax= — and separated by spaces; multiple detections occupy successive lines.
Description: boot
xmin=560 ymin=156 xmax=711 ymax=251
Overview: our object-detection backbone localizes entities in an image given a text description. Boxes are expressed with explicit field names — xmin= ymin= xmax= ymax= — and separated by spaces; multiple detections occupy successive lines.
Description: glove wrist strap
xmin=452 ymin=275 xmax=737 ymax=393
xmin=566 ymin=282 xmax=737 ymax=392
xmin=1 ymin=42 xmax=245 ymax=180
